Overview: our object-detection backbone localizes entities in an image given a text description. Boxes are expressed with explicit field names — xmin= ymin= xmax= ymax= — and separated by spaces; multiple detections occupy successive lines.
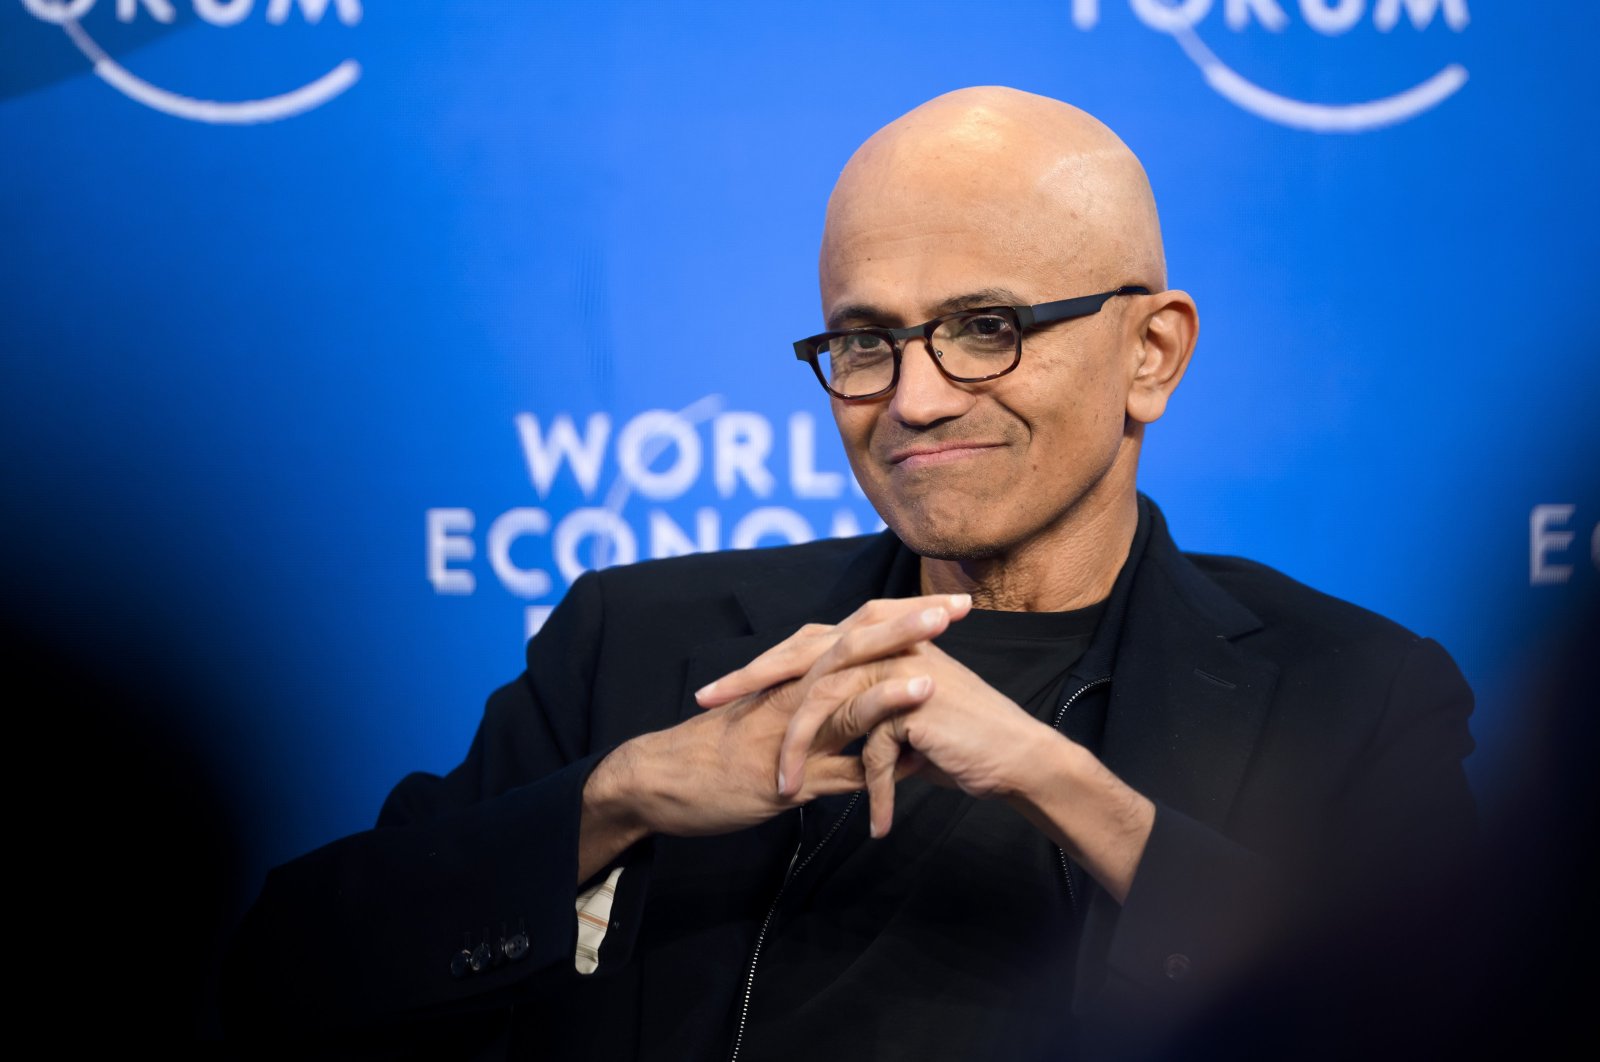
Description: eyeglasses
xmin=793 ymin=285 xmax=1150 ymax=400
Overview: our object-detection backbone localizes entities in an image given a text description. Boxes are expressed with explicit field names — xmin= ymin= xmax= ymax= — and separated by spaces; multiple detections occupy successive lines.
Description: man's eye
xmin=828 ymin=333 xmax=893 ymax=377
xmin=832 ymin=334 xmax=892 ymax=363
xmin=951 ymin=315 xmax=1016 ymax=349
xmin=962 ymin=315 xmax=1012 ymax=338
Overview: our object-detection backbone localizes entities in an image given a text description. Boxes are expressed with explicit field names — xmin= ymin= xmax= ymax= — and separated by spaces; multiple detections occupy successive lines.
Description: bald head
xmin=821 ymin=87 xmax=1166 ymax=308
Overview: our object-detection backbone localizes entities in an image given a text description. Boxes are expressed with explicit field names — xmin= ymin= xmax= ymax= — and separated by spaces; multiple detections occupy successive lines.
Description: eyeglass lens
xmin=818 ymin=310 xmax=1019 ymax=397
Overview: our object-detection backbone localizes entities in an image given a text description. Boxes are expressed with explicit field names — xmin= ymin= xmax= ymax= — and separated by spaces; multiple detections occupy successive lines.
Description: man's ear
xmin=1126 ymin=290 xmax=1198 ymax=425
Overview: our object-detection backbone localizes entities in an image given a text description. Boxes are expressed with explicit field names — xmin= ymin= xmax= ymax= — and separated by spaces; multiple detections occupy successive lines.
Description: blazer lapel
xmin=1098 ymin=516 xmax=1278 ymax=833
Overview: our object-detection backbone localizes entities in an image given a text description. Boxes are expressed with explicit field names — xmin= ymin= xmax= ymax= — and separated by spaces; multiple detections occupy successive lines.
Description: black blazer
xmin=224 ymin=497 xmax=1476 ymax=1059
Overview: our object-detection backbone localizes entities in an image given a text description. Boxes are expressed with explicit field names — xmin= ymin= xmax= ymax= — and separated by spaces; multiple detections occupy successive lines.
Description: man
xmin=225 ymin=88 xmax=1475 ymax=1059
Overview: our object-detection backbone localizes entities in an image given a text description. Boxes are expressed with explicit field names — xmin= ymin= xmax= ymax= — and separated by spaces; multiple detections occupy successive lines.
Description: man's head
xmin=817 ymin=87 xmax=1197 ymax=566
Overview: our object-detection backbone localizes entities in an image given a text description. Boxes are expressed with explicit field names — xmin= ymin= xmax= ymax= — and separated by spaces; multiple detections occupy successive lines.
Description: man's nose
xmin=887 ymin=335 xmax=976 ymax=426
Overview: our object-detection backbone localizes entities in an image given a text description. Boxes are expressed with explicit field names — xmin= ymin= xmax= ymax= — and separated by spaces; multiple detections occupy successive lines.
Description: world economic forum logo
xmin=1074 ymin=0 xmax=1470 ymax=133
xmin=426 ymin=398 xmax=884 ymax=642
xmin=21 ymin=0 xmax=361 ymax=124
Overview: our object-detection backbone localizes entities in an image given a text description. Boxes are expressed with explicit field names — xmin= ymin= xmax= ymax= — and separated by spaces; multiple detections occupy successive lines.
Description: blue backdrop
xmin=2 ymin=0 xmax=1597 ymax=1028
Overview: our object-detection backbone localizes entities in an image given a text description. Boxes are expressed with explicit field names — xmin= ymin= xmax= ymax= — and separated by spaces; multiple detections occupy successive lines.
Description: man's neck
xmin=917 ymin=486 xmax=1138 ymax=613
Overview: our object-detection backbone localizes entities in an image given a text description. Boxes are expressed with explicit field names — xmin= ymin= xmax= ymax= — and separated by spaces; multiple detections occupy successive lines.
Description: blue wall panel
xmin=2 ymin=4 xmax=1596 ymax=1023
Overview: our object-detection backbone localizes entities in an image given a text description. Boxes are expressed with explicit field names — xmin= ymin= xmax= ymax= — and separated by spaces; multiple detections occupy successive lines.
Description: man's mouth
xmin=887 ymin=442 xmax=1005 ymax=469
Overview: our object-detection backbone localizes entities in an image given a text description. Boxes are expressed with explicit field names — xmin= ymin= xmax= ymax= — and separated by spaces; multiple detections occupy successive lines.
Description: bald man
xmin=226 ymin=89 xmax=1476 ymax=1060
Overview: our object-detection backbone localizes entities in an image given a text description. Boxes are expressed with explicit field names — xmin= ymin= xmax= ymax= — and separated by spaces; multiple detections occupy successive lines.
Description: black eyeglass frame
xmin=793 ymin=285 xmax=1151 ymax=400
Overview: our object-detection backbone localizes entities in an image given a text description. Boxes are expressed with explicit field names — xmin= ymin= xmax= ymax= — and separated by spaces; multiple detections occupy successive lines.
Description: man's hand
xmin=576 ymin=594 xmax=968 ymax=882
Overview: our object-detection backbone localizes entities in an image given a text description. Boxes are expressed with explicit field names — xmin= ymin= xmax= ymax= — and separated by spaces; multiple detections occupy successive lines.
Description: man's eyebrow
xmin=826 ymin=303 xmax=894 ymax=331
xmin=932 ymin=288 xmax=1028 ymax=314
xmin=825 ymin=288 xmax=1028 ymax=331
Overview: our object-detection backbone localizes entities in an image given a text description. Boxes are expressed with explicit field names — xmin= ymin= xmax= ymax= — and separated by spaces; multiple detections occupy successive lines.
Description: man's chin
xmin=889 ymin=520 xmax=1007 ymax=564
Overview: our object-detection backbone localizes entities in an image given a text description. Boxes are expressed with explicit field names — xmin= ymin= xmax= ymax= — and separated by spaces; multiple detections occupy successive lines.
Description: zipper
xmin=1050 ymin=676 xmax=1110 ymax=912
xmin=728 ymin=792 xmax=863 ymax=1062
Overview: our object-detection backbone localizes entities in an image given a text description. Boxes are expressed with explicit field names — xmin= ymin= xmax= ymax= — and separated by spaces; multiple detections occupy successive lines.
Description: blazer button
xmin=503 ymin=933 xmax=530 ymax=962
xmin=1164 ymin=953 xmax=1192 ymax=981
xmin=470 ymin=942 xmax=494 ymax=972
xmin=450 ymin=949 xmax=473 ymax=979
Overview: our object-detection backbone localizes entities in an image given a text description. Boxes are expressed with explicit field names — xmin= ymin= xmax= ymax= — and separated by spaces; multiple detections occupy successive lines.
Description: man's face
xmin=821 ymin=198 xmax=1139 ymax=564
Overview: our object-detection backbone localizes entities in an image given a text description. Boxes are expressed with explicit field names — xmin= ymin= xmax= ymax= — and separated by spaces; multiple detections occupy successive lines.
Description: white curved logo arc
xmin=62 ymin=18 xmax=359 ymax=125
xmin=596 ymin=394 xmax=725 ymax=569
xmin=1170 ymin=27 xmax=1468 ymax=134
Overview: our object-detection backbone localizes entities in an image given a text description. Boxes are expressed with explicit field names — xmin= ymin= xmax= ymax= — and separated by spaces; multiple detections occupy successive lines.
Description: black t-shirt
xmin=740 ymin=551 xmax=1108 ymax=1061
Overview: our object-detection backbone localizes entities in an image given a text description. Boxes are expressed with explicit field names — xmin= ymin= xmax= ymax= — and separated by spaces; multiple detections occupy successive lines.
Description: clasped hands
xmin=690 ymin=593 xmax=1052 ymax=840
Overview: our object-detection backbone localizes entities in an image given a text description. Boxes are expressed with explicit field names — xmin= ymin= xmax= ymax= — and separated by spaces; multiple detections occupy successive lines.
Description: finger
xmin=812 ymin=671 xmax=934 ymax=754
xmin=796 ymin=753 xmax=867 ymax=797
xmin=861 ymin=722 xmax=904 ymax=838
xmin=697 ymin=594 xmax=969 ymax=708
xmin=842 ymin=592 xmax=972 ymax=630
xmin=694 ymin=622 xmax=834 ymax=707
xmin=776 ymin=603 xmax=959 ymax=793
xmin=809 ymin=601 xmax=955 ymax=682
xmin=781 ymin=671 xmax=932 ymax=799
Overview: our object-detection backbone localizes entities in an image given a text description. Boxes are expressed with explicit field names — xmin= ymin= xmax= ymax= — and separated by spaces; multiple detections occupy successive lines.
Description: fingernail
xmin=777 ymin=770 xmax=786 ymax=795
xmin=695 ymin=681 xmax=717 ymax=699
xmin=869 ymin=819 xmax=882 ymax=839
xmin=948 ymin=594 xmax=970 ymax=609
xmin=907 ymin=675 xmax=931 ymax=698
xmin=919 ymin=607 xmax=944 ymax=629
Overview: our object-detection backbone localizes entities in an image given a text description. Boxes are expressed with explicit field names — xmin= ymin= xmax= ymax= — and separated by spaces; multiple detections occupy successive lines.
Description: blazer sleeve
xmin=220 ymin=569 xmax=654 ymax=1043
xmin=1089 ymin=636 xmax=1478 ymax=1039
